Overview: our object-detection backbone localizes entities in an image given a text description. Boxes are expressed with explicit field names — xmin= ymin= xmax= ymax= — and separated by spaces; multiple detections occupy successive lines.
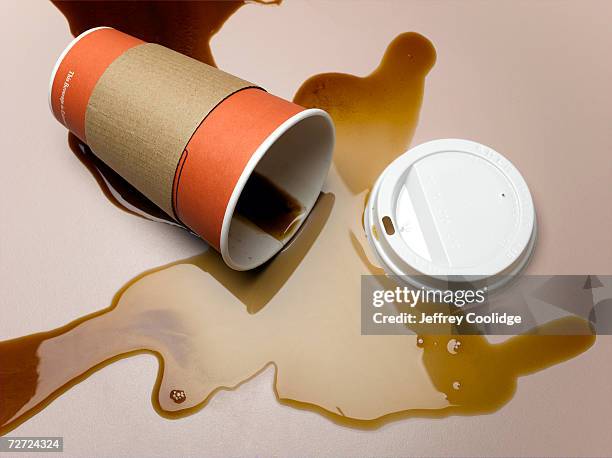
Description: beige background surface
xmin=1 ymin=0 xmax=611 ymax=456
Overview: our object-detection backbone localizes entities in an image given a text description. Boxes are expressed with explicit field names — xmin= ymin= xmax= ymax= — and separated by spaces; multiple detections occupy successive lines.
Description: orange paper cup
xmin=175 ymin=88 xmax=334 ymax=270
xmin=49 ymin=27 xmax=334 ymax=270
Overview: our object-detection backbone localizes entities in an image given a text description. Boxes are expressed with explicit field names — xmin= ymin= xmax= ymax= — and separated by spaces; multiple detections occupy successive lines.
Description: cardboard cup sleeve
xmin=49 ymin=27 xmax=335 ymax=270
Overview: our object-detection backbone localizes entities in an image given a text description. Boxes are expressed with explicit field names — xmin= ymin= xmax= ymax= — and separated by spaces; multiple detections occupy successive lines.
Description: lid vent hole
xmin=382 ymin=216 xmax=395 ymax=235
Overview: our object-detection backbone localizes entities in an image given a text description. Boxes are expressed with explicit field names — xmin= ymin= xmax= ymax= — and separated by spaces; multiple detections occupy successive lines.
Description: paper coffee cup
xmin=364 ymin=139 xmax=537 ymax=292
xmin=49 ymin=27 xmax=335 ymax=270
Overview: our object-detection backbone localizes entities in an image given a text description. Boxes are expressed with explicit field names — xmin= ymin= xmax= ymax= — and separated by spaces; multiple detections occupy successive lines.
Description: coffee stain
xmin=294 ymin=32 xmax=436 ymax=194
xmin=52 ymin=0 xmax=280 ymax=67
xmin=1 ymin=5 xmax=596 ymax=436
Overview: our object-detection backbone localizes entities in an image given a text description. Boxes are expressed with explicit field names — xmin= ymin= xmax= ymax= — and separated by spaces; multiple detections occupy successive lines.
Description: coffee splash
xmin=0 ymin=5 xmax=596 ymax=435
xmin=294 ymin=32 xmax=436 ymax=194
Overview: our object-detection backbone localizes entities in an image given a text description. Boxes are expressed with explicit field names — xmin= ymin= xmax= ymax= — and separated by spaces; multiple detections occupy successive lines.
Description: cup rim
xmin=219 ymin=107 xmax=334 ymax=270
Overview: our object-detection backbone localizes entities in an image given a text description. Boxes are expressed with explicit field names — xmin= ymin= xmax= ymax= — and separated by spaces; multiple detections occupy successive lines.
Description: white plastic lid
xmin=364 ymin=139 xmax=537 ymax=291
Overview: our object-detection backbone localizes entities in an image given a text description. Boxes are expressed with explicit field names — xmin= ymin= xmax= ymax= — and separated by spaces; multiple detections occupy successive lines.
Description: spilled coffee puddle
xmin=52 ymin=0 xmax=280 ymax=67
xmin=1 ymin=7 xmax=596 ymax=435
xmin=294 ymin=32 xmax=436 ymax=194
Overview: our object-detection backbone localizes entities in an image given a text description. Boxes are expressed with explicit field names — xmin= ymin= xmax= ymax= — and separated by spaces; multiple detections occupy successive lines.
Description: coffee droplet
xmin=447 ymin=338 xmax=461 ymax=355
xmin=170 ymin=390 xmax=187 ymax=404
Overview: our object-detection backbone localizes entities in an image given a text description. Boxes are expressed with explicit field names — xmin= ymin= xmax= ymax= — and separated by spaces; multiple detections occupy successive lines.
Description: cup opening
xmin=222 ymin=109 xmax=334 ymax=270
